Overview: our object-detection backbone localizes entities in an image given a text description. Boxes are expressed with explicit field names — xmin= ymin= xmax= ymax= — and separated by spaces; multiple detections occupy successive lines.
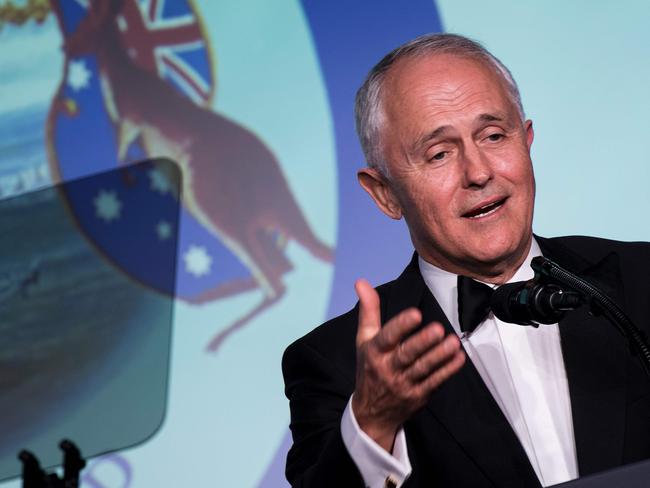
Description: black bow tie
xmin=457 ymin=275 xmax=494 ymax=334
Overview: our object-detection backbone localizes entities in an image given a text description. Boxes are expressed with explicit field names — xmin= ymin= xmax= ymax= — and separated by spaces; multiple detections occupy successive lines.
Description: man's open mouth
xmin=462 ymin=197 xmax=507 ymax=219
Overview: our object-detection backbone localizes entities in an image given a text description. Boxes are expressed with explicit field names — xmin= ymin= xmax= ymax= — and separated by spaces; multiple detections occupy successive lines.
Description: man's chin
xmin=463 ymin=234 xmax=532 ymax=275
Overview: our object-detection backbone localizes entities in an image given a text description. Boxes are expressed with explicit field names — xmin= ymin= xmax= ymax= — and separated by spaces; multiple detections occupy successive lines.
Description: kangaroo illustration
xmin=49 ymin=0 xmax=334 ymax=351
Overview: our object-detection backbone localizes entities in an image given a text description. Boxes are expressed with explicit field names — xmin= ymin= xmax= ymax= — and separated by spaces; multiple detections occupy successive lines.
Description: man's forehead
xmin=384 ymin=52 xmax=503 ymax=97
xmin=380 ymin=53 xmax=515 ymax=125
xmin=375 ymin=52 xmax=522 ymax=160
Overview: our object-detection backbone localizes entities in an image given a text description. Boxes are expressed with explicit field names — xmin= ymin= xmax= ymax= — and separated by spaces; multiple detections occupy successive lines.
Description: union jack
xmin=115 ymin=0 xmax=213 ymax=105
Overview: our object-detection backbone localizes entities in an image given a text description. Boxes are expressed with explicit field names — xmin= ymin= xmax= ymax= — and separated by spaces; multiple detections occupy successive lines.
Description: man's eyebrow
xmin=411 ymin=114 xmax=510 ymax=152
xmin=412 ymin=125 xmax=451 ymax=152
xmin=477 ymin=113 xmax=504 ymax=123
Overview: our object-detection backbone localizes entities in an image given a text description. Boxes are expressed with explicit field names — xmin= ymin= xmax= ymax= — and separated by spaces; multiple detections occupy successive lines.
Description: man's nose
xmin=460 ymin=143 xmax=493 ymax=188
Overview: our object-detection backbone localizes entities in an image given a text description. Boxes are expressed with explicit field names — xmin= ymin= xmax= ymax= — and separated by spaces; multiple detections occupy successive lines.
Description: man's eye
xmin=430 ymin=151 xmax=447 ymax=161
xmin=487 ymin=133 xmax=504 ymax=142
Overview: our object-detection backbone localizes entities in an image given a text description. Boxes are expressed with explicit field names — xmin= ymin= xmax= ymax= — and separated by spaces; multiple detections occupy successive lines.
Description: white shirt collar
xmin=417 ymin=238 xmax=543 ymax=336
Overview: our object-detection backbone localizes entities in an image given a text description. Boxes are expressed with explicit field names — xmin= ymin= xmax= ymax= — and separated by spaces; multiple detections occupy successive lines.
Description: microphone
xmin=490 ymin=279 xmax=584 ymax=326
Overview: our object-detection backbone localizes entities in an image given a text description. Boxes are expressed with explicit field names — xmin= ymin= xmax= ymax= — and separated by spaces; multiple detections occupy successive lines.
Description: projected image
xmin=0 ymin=0 xmax=336 ymax=486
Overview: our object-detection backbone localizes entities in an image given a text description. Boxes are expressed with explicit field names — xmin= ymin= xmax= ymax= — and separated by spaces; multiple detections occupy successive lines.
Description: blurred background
xmin=0 ymin=0 xmax=648 ymax=486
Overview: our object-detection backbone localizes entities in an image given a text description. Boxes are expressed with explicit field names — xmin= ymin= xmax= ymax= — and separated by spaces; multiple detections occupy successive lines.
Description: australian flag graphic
xmin=47 ymin=0 xmax=252 ymax=300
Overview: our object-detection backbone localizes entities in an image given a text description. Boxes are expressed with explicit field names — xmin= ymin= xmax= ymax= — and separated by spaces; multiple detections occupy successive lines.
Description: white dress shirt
xmin=341 ymin=240 xmax=578 ymax=487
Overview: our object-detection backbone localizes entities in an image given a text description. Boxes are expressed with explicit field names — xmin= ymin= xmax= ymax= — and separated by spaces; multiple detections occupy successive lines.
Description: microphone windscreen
xmin=490 ymin=281 xmax=528 ymax=324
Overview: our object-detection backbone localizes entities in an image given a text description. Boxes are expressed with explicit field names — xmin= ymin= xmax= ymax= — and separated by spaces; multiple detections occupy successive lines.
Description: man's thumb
xmin=355 ymin=279 xmax=381 ymax=346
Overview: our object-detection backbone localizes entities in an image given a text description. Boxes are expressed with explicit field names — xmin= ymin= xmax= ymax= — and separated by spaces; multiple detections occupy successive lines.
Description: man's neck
xmin=417 ymin=235 xmax=534 ymax=285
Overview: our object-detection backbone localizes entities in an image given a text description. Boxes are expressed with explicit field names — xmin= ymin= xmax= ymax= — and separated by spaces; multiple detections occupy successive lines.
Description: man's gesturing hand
xmin=351 ymin=279 xmax=466 ymax=452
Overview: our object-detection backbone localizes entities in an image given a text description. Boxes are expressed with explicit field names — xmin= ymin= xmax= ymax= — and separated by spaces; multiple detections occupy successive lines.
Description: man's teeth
xmin=467 ymin=200 xmax=503 ymax=219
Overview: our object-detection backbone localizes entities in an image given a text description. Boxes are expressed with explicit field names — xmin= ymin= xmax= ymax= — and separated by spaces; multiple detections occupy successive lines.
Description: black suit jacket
xmin=282 ymin=236 xmax=650 ymax=487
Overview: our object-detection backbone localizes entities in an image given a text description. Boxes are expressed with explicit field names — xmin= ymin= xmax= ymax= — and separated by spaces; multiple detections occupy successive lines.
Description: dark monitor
xmin=0 ymin=158 xmax=180 ymax=481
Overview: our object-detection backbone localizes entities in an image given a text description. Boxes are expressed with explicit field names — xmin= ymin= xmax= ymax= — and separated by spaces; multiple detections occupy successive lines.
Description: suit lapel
xmin=384 ymin=254 xmax=541 ymax=487
xmin=537 ymin=237 xmax=627 ymax=476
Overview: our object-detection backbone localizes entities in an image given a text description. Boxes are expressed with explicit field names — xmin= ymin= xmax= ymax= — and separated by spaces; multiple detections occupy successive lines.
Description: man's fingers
xmin=392 ymin=322 xmax=446 ymax=368
xmin=375 ymin=307 xmax=422 ymax=352
xmin=355 ymin=279 xmax=381 ymax=346
xmin=416 ymin=349 xmax=466 ymax=394
xmin=403 ymin=333 xmax=461 ymax=381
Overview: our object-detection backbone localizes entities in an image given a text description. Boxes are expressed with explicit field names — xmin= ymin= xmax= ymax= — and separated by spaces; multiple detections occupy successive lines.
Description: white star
xmin=67 ymin=60 xmax=91 ymax=91
xmin=94 ymin=189 xmax=122 ymax=222
xmin=148 ymin=168 xmax=171 ymax=194
xmin=156 ymin=220 xmax=173 ymax=240
xmin=183 ymin=245 xmax=212 ymax=277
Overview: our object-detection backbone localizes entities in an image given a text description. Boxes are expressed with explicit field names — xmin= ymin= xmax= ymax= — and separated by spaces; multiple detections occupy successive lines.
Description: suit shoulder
xmin=547 ymin=235 xmax=650 ymax=261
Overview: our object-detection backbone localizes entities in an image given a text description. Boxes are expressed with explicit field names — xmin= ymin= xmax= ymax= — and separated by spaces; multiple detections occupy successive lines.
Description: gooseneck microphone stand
xmin=531 ymin=256 xmax=650 ymax=379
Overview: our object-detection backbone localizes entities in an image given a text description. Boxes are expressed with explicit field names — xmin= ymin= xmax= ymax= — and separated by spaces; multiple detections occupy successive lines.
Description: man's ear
xmin=357 ymin=167 xmax=402 ymax=220
xmin=525 ymin=119 xmax=534 ymax=150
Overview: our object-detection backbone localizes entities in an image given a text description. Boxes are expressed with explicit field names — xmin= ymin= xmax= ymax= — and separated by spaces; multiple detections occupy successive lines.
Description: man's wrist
xmin=351 ymin=394 xmax=400 ymax=452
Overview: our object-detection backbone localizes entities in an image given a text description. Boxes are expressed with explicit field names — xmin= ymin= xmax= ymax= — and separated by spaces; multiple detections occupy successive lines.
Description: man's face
xmin=360 ymin=54 xmax=535 ymax=280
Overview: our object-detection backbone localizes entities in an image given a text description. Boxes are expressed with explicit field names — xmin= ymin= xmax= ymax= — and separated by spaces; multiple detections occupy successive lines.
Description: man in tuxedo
xmin=282 ymin=33 xmax=650 ymax=487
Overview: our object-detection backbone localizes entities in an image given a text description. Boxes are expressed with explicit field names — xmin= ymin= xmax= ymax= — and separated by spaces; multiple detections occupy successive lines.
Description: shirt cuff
xmin=340 ymin=396 xmax=412 ymax=488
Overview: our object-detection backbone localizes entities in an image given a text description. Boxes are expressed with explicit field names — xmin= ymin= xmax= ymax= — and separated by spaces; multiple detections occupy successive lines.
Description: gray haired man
xmin=283 ymin=33 xmax=650 ymax=488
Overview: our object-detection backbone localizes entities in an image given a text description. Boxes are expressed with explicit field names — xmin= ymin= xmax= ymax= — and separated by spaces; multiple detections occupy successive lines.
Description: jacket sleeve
xmin=282 ymin=338 xmax=365 ymax=487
